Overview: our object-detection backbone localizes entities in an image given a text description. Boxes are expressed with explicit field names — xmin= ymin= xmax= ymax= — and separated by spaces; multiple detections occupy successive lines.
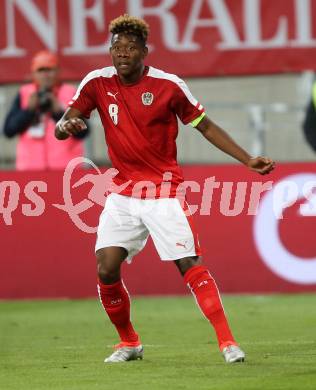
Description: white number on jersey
xmin=108 ymin=104 xmax=118 ymax=125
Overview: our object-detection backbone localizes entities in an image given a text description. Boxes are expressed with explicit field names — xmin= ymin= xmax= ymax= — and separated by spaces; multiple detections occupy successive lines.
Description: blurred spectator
xmin=303 ymin=80 xmax=316 ymax=152
xmin=2 ymin=51 xmax=89 ymax=170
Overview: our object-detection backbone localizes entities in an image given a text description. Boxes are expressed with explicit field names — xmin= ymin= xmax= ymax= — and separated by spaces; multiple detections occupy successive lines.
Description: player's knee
xmin=96 ymin=249 xmax=122 ymax=284
xmin=97 ymin=262 xmax=120 ymax=284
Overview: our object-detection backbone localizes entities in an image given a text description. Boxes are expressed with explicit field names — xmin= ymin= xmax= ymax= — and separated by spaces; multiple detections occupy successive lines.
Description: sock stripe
xmin=188 ymin=283 xmax=209 ymax=321
xmin=97 ymin=284 xmax=106 ymax=312
xmin=121 ymin=279 xmax=133 ymax=321
xmin=206 ymin=270 xmax=226 ymax=315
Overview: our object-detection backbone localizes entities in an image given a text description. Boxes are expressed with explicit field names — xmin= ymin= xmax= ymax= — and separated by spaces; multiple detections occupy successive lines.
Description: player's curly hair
xmin=109 ymin=14 xmax=149 ymax=45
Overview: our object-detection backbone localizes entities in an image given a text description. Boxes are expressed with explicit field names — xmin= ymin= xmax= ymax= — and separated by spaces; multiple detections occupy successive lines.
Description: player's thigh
xmin=96 ymin=246 xmax=127 ymax=271
xmin=142 ymin=198 xmax=201 ymax=260
xmin=174 ymin=256 xmax=202 ymax=276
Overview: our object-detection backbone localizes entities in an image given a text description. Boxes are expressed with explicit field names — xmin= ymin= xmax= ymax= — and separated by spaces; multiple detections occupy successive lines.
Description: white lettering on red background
xmin=0 ymin=0 xmax=316 ymax=80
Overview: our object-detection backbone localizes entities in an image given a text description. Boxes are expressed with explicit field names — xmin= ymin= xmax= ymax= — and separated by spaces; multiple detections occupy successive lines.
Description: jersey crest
xmin=142 ymin=92 xmax=154 ymax=106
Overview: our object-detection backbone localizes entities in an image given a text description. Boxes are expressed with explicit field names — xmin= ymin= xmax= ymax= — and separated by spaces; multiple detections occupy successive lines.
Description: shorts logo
xmin=142 ymin=92 xmax=154 ymax=106
xmin=176 ymin=241 xmax=187 ymax=249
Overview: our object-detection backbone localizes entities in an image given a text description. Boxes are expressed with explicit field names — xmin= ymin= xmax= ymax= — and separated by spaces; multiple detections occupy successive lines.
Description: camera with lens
xmin=37 ymin=87 xmax=53 ymax=112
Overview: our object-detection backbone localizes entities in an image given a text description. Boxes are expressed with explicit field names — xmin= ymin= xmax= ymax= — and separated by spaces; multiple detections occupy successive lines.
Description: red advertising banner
xmin=0 ymin=162 xmax=316 ymax=299
xmin=1 ymin=0 xmax=316 ymax=83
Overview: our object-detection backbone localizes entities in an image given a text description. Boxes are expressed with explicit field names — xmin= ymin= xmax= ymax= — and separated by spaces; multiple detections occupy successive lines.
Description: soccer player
xmin=55 ymin=15 xmax=275 ymax=363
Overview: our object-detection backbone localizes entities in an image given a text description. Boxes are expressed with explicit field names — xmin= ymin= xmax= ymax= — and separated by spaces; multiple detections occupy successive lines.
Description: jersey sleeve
xmin=171 ymin=78 xmax=205 ymax=126
xmin=68 ymin=73 xmax=96 ymax=118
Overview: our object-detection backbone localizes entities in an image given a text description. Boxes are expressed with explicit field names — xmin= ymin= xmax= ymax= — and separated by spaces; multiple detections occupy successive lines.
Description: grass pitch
xmin=1 ymin=295 xmax=315 ymax=390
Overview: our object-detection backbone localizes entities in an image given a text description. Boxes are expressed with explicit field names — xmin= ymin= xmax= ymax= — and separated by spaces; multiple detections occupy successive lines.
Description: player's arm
xmin=196 ymin=115 xmax=275 ymax=175
xmin=55 ymin=107 xmax=87 ymax=140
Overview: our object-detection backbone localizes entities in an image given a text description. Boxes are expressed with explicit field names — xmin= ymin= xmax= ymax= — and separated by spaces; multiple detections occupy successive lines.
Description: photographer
xmin=3 ymin=51 xmax=89 ymax=170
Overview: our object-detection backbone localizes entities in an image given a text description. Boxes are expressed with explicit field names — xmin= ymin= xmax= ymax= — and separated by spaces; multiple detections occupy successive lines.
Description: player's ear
xmin=109 ymin=36 xmax=114 ymax=55
xmin=142 ymin=46 xmax=148 ymax=58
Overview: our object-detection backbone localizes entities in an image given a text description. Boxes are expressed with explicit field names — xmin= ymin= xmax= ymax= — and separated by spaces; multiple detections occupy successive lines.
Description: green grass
xmin=1 ymin=295 xmax=316 ymax=390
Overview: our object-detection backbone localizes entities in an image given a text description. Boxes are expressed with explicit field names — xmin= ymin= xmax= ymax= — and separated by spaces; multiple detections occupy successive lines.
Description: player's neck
xmin=118 ymin=65 xmax=146 ymax=86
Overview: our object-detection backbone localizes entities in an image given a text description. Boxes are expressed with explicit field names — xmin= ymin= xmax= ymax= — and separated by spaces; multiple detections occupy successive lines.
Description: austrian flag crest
xmin=142 ymin=92 xmax=154 ymax=105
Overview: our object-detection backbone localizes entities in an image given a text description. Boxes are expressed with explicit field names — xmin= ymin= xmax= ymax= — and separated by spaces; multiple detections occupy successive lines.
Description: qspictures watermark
xmin=1 ymin=158 xmax=316 ymax=233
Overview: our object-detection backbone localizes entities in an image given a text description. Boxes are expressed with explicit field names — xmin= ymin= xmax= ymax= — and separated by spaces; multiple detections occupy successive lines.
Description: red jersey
xmin=69 ymin=66 xmax=204 ymax=198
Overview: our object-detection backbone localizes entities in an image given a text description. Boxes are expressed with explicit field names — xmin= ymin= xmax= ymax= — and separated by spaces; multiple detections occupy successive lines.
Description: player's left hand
xmin=247 ymin=156 xmax=275 ymax=175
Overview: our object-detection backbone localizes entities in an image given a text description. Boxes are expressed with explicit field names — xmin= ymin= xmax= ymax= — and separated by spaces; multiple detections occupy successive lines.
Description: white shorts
xmin=95 ymin=193 xmax=201 ymax=262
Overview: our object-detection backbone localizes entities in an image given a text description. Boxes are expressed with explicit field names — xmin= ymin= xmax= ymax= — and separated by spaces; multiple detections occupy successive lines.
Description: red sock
xmin=97 ymin=279 xmax=140 ymax=345
xmin=184 ymin=265 xmax=237 ymax=350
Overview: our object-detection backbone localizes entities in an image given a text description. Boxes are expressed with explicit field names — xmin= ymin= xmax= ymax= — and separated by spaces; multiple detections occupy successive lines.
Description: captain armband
xmin=190 ymin=112 xmax=206 ymax=127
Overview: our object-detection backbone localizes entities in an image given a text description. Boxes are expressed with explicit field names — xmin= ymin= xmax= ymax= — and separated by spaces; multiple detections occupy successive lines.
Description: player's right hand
xmin=59 ymin=118 xmax=87 ymax=136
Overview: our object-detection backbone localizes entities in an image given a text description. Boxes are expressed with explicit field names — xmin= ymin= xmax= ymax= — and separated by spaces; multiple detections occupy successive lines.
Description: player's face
xmin=110 ymin=34 xmax=148 ymax=82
